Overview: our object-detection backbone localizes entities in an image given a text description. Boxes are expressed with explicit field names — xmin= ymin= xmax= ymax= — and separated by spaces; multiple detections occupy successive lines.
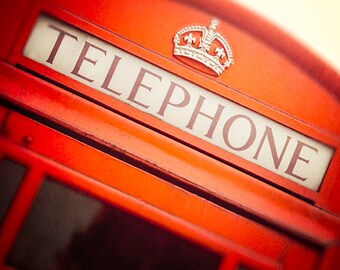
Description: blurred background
xmin=234 ymin=0 xmax=340 ymax=74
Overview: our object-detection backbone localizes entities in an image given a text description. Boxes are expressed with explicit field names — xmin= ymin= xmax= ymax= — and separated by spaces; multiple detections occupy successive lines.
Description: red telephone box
xmin=0 ymin=0 xmax=339 ymax=269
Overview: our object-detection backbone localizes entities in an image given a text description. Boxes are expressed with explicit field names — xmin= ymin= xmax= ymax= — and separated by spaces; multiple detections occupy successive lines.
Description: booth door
xmin=0 ymin=106 xmax=323 ymax=270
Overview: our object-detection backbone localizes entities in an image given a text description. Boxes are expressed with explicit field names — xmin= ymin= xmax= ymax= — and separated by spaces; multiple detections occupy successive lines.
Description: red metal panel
xmin=0 ymin=0 xmax=32 ymax=60
xmin=1 ymin=108 xmax=329 ymax=269
xmin=24 ymin=0 xmax=338 ymax=134
xmin=0 ymin=107 xmax=8 ymax=127
xmin=1 ymin=62 xmax=339 ymax=247
xmin=0 ymin=124 xmax=282 ymax=270
xmin=3 ymin=0 xmax=339 ymax=211
xmin=319 ymin=245 xmax=340 ymax=270
xmin=0 ymin=0 xmax=339 ymax=268
xmin=0 ymin=110 xmax=289 ymax=260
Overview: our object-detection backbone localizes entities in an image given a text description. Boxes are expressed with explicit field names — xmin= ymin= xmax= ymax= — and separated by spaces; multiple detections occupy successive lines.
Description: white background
xmin=234 ymin=0 xmax=340 ymax=74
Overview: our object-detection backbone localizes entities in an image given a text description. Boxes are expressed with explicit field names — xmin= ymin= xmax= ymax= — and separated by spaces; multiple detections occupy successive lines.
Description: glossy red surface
xmin=0 ymin=0 xmax=339 ymax=269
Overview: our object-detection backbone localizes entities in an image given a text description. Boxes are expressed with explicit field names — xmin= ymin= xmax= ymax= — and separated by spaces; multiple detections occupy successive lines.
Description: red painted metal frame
xmin=0 ymin=110 xmax=286 ymax=269
xmin=2 ymin=63 xmax=340 ymax=268
xmin=2 ymin=0 xmax=339 ymax=213
xmin=0 ymin=0 xmax=339 ymax=268
xmin=0 ymin=107 xmax=330 ymax=269
xmin=1 ymin=62 xmax=340 ymax=247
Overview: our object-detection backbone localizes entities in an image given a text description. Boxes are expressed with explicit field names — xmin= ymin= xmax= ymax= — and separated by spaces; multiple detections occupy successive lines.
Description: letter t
xmin=46 ymin=24 xmax=78 ymax=64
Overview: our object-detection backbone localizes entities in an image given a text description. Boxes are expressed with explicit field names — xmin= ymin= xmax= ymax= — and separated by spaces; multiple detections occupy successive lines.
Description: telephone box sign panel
xmin=23 ymin=15 xmax=334 ymax=191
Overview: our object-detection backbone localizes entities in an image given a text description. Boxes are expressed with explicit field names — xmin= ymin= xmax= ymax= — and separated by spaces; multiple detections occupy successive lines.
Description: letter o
xmin=223 ymin=114 xmax=256 ymax=151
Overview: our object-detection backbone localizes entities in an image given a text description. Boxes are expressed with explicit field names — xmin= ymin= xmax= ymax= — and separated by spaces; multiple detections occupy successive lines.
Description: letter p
xmin=158 ymin=82 xmax=190 ymax=116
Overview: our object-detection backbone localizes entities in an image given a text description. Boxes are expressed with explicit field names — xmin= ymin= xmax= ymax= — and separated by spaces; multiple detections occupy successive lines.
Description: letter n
xmin=253 ymin=126 xmax=292 ymax=169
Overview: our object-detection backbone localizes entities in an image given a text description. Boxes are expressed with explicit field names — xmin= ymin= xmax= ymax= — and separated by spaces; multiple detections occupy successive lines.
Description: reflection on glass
xmin=7 ymin=178 xmax=222 ymax=270
xmin=0 ymin=158 xmax=27 ymax=224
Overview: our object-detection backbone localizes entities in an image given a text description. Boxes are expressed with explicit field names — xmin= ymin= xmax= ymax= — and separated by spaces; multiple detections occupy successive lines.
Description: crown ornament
xmin=173 ymin=19 xmax=234 ymax=76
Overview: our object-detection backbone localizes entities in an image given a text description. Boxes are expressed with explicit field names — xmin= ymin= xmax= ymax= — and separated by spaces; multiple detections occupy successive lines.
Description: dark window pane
xmin=0 ymin=158 xmax=27 ymax=224
xmin=7 ymin=178 xmax=222 ymax=270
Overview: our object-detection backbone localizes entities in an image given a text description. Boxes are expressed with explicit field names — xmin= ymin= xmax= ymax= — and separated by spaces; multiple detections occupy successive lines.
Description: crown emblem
xmin=173 ymin=19 xmax=234 ymax=76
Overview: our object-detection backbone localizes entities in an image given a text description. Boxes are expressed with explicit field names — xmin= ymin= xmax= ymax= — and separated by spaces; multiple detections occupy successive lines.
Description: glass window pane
xmin=0 ymin=158 xmax=27 ymax=224
xmin=7 ymin=177 xmax=222 ymax=270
